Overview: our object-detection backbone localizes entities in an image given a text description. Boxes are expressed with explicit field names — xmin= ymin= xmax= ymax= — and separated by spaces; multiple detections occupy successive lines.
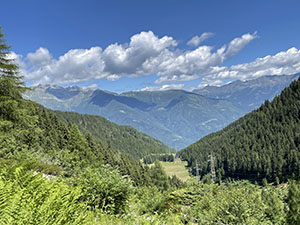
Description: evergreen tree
xmin=287 ymin=181 xmax=300 ymax=224
xmin=0 ymin=26 xmax=27 ymax=100
xmin=150 ymin=160 xmax=170 ymax=191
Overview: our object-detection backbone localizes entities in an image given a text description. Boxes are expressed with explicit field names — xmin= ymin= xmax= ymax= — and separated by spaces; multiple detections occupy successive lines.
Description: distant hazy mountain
xmin=25 ymin=74 xmax=299 ymax=149
xmin=25 ymin=86 xmax=243 ymax=149
xmin=193 ymin=74 xmax=300 ymax=112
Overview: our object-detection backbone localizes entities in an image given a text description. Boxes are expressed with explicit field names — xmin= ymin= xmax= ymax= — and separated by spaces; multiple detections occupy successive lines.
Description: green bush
xmin=165 ymin=181 xmax=287 ymax=224
xmin=71 ymin=165 xmax=133 ymax=214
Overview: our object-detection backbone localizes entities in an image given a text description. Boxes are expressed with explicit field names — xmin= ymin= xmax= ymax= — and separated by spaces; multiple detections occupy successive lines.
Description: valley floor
xmin=161 ymin=158 xmax=190 ymax=182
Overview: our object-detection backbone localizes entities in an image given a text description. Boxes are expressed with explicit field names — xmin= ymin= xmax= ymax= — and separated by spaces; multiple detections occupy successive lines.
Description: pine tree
xmin=0 ymin=26 xmax=27 ymax=100
xmin=287 ymin=181 xmax=300 ymax=224
xmin=150 ymin=160 xmax=170 ymax=191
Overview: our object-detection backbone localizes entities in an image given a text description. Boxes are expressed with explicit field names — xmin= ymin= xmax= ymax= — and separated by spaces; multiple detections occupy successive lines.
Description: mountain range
xmin=193 ymin=73 xmax=300 ymax=111
xmin=24 ymin=74 xmax=300 ymax=149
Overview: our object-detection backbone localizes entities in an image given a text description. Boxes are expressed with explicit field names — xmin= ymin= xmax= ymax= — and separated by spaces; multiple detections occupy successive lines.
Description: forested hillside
xmin=54 ymin=111 xmax=173 ymax=159
xmin=2 ymin=88 xmax=176 ymax=185
xmin=179 ymin=77 xmax=300 ymax=182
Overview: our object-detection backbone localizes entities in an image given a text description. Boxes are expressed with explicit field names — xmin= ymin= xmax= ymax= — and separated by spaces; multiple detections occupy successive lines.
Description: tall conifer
xmin=0 ymin=26 xmax=27 ymax=99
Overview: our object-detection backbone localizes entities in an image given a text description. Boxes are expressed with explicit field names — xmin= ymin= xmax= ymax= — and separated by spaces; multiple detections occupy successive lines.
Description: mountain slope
xmin=122 ymin=90 xmax=243 ymax=148
xmin=54 ymin=110 xmax=173 ymax=159
xmin=25 ymin=86 xmax=244 ymax=149
xmin=193 ymin=74 xmax=300 ymax=112
xmin=178 ymin=77 xmax=300 ymax=182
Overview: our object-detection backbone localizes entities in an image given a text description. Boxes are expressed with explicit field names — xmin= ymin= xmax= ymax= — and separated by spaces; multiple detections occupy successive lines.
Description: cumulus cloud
xmin=25 ymin=47 xmax=105 ymax=85
xmin=139 ymin=84 xmax=185 ymax=91
xmin=151 ymin=45 xmax=226 ymax=84
xmin=27 ymin=47 xmax=53 ymax=66
xmin=207 ymin=47 xmax=300 ymax=83
xmin=187 ymin=32 xmax=214 ymax=47
xmin=102 ymin=31 xmax=177 ymax=76
xmin=17 ymin=30 xmax=261 ymax=86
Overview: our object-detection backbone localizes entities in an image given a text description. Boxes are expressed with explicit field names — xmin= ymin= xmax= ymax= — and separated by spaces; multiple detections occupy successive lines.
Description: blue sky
xmin=2 ymin=0 xmax=300 ymax=93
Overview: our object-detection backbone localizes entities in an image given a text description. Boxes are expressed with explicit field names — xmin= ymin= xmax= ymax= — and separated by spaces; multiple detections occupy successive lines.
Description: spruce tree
xmin=0 ymin=26 xmax=27 ymax=100
xmin=287 ymin=181 xmax=300 ymax=224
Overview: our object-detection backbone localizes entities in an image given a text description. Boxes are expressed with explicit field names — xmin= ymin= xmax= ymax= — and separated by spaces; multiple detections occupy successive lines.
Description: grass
xmin=160 ymin=159 xmax=190 ymax=182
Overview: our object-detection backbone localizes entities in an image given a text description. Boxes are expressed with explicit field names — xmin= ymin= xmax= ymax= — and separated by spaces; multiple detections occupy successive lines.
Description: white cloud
xmin=25 ymin=47 xmax=105 ymax=85
xmin=102 ymin=31 xmax=177 ymax=76
xmin=82 ymin=83 xmax=99 ymax=90
xmin=18 ymin=31 xmax=260 ymax=86
xmin=27 ymin=47 xmax=53 ymax=67
xmin=223 ymin=32 xmax=258 ymax=59
xmin=197 ymin=79 xmax=224 ymax=88
xmin=140 ymin=84 xmax=185 ymax=91
xmin=151 ymin=45 xmax=226 ymax=84
xmin=216 ymin=47 xmax=300 ymax=80
xmin=187 ymin=32 xmax=214 ymax=47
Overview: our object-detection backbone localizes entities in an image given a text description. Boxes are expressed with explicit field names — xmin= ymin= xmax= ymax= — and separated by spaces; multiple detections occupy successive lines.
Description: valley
xmin=3 ymin=63 xmax=300 ymax=224
xmin=24 ymin=74 xmax=299 ymax=150
xmin=1 ymin=1 xmax=300 ymax=222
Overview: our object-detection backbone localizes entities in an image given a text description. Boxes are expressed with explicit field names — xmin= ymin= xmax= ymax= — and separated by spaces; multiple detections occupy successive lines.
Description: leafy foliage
xmin=71 ymin=166 xmax=133 ymax=214
xmin=0 ymin=167 xmax=87 ymax=225
xmin=165 ymin=181 xmax=288 ymax=224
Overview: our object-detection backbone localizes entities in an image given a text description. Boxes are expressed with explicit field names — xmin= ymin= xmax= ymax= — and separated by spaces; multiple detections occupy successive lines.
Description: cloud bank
xmin=198 ymin=47 xmax=300 ymax=87
xmin=14 ymin=30 xmax=300 ymax=90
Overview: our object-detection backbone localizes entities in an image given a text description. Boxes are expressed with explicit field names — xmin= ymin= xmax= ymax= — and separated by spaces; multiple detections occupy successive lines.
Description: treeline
xmin=178 ymin=77 xmax=300 ymax=183
xmin=54 ymin=111 xmax=174 ymax=159
xmin=143 ymin=154 xmax=175 ymax=164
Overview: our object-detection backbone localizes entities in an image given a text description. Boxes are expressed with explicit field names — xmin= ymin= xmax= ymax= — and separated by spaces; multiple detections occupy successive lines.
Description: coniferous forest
xmin=1 ymin=25 xmax=300 ymax=224
xmin=54 ymin=110 xmax=174 ymax=159
xmin=178 ymin=77 xmax=300 ymax=183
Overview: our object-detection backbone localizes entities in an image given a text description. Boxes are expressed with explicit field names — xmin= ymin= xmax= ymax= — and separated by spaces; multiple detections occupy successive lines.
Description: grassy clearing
xmin=160 ymin=159 xmax=190 ymax=182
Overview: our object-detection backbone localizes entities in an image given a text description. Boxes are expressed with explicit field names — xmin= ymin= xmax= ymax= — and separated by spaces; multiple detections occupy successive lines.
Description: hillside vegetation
xmin=179 ymin=77 xmax=300 ymax=183
xmin=54 ymin=111 xmax=173 ymax=159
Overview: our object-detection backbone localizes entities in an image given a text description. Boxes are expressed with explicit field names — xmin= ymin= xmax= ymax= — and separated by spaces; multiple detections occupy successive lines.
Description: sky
xmin=1 ymin=0 xmax=300 ymax=93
